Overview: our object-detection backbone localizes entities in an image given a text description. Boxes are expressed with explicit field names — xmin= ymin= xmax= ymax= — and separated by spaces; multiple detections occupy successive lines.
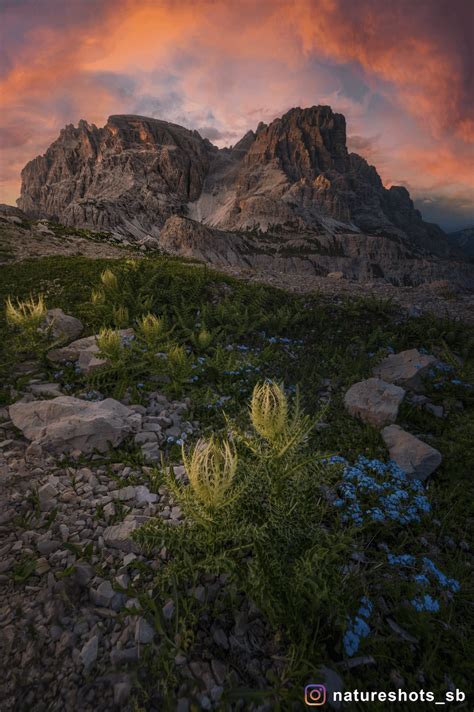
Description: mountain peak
xmin=17 ymin=106 xmax=449 ymax=256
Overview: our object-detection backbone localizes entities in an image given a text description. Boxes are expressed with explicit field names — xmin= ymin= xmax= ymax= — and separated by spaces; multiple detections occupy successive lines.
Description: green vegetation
xmin=1 ymin=254 xmax=473 ymax=709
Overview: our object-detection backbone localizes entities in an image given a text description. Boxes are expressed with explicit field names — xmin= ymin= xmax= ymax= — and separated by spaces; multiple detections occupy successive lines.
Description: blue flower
xmin=411 ymin=594 xmax=440 ymax=613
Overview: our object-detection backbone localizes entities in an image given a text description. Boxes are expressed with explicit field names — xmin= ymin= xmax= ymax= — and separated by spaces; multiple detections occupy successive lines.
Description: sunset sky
xmin=1 ymin=0 xmax=472 ymax=231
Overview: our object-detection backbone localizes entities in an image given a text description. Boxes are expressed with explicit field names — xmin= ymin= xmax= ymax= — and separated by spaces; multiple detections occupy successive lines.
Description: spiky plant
xmin=5 ymin=294 xmax=47 ymax=329
xmin=194 ymin=328 xmax=213 ymax=352
xmin=250 ymin=381 xmax=313 ymax=457
xmin=96 ymin=327 xmax=123 ymax=363
xmin=100 ymin=268 xmax=118 ymax=291
xmin=91 ymin=288 xmax=105 ymax=305
xmin=112 ymin=306 xmax=129 ymax=328
xmin=182 ymin=437 xmax=238 ymax=509
xmin=137 ymin=313 xmax=167 ymax=347
xmin=250 ymin=381 xmax=288 ymax=442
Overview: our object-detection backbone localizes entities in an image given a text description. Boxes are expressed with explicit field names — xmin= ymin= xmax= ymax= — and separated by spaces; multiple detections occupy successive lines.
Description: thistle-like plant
xmin=100 ymin=269 xmax=118 ymax=291
xmin=250 ymin=381 xmax=288 ymax=442
xmin=5 ymin=294 xmax=47 ymax=329
xmin=91 ymin=288 xmax=105 ymax=305
xmin=182 ymin=437 xmax=238 ymax=509
xmin=192 ymin=328 xmax=213 ymax=352
xmin=166 ymin=345 xmax=193 ymax=393
xmin=112 ymin=305 xmax=129 ymax=328
xmin=5 ymin=294 xmax=49 ymax=358
xmin=137 ymin=313 xmax=167 ymax=348
xmin=96 ymin=327 xmax=123 ymax=363
xmin=250 ymin=381 xmax=313 ymax=457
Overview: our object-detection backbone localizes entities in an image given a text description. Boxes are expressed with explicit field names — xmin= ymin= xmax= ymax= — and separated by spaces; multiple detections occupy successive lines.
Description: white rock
xmin=373 ymin=348 xmax=437 ymax=391
xmin=44 ymin=308 xmax=83 ymax=342
xmin=9 ymin=396 xmax=142 ymax=454
xmin=344 ymin=378 xmax=405 ymax=429
xmin=381 ymin=425 xmax=442 ymax=480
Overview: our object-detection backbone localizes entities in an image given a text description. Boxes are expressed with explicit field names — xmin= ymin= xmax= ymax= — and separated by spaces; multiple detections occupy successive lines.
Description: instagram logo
xmin=305 ymin=684 xmax=326 ymax=706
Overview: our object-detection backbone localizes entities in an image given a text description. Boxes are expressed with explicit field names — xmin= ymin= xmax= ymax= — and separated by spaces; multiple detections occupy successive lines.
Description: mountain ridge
xmin=16 ymin=105 xmax=473 ymax=288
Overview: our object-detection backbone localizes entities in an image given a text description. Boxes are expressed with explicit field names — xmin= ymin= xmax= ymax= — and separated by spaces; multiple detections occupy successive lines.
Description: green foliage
xmin=1 ymin=254 xmax=473 ymax=706
xmin=136 ymin=384 xmax=350 ymax=662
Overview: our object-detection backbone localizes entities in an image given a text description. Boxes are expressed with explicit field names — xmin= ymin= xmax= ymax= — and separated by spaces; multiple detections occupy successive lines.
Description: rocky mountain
xmin=17 ymin=106 xmax=473 ymax=287
xmin=447 ymin=227 xmax=474 ymax=259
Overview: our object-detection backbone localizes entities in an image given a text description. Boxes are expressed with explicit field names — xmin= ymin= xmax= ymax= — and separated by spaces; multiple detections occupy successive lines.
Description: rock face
xmin=381 ymin=425 xmax=442 ymax=480
xmin=344 ymin=377 xmax=405 ymax=428
xmin=18 ymin=115 xmax=211 ymax=239
xmin=18 ymin=106 xmax=473 ymax=286
xmin=9 ymin=396 xmax=142 ymax=453
xmin=373 ymin=349 xmax=437 ymax=391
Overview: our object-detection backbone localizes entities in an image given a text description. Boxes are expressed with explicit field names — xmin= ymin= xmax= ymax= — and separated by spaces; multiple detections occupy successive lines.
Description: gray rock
xmin=38 ymin=481 xmax=58 ymax=511
xmin=344 ymin=378 xmax=405 ymax=429
xmin=135 ymin=617 xmax=155 ymax=644
xmin=112 ymin=486 xmax=136 ymax=501
xmin=373 ymin=349 xmax=437 ymax=391
xmin=113 ymin=678 xmax=132 ymax=705
xmin=9 ymin=396 xmax=142 ymax=454
xmin=110 ymin=646 xmax=139 ymax=665
xmin=135 ymin=485 xmax=158 ymax=505
xmin=36 ymin=538 xmax=61 ymax=556
xmin=47 ymin=329 xmax=134 ymax=374
xmin=381 ymin=425 xmax=442 ymax=480
xmin=103 ymin=519 xmax=141 ymax=553
xmin=74 ymin=562 xmax=95 ymax=587
xmin=80 ymin=634 xmax=99 ymax=671
xmin=44 ymin=308 xmax=83 ymax=342
xmin=90 ymin=580 xmax=115 ymax=608
xmin=29 ymin=382 xmax=63 ymax=398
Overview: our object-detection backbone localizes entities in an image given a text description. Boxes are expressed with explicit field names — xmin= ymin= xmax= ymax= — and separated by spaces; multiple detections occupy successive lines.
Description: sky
xmin=0 ymin=0 xmax=473 ymax=231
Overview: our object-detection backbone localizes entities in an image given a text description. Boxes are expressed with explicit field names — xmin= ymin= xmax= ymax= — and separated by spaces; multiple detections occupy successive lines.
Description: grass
xmin=1 ymin=254 xmax=473 ymax=710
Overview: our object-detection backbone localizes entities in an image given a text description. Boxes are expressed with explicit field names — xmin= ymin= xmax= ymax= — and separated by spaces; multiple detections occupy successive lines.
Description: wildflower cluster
xmin=330 ymin=457 xmax=430 ymax=526
xmin=387 ymin=552 xmax=460 ymax=612
xmin=343 ymin=596 xmax=373 ymax=657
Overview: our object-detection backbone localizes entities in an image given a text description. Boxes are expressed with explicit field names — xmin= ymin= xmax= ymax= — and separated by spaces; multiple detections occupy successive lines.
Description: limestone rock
xmin=373 ymin=349 xmax=437 ymax=390
xmin=44 ymin=308 xmax=83 ymax=342
xmin=381 ymin=424 xmax=442 ymax=480
xmin=9 ymin=396 xmax=141 ymax=453
xmin=344 ymin=378 xmax=405 ymax=428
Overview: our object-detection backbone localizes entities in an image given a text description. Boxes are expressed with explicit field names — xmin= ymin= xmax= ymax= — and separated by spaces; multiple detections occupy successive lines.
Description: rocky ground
xmin=1 ymin=207 xmax=473 ymax=326
xmin=218 ymin=265 xmax=474 ymax=325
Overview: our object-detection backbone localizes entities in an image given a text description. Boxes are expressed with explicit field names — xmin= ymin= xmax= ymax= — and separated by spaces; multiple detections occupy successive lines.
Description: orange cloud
xmin=0 ymin=0 xmax=472 ymax=227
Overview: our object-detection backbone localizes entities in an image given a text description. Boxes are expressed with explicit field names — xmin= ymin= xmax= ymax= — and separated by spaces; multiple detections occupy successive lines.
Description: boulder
xmin=47 ymin=328 xmax=133 ymax=374
xmin=381 ymin=425 xmax=442 ymax=480
xmin=9 ymin=396 xmax=141 ymax=454
xmin=373 ymin=349 xmax=437 ymax=391
xmin=44 ymin=308 xmax=83 ymax=342
xmin=344 ymin=378 xmax=405 ymax=429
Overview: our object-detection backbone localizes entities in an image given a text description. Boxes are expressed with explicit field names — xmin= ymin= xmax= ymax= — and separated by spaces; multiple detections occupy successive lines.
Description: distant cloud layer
xmin=0 ymin=0 xmax=472 ymax=230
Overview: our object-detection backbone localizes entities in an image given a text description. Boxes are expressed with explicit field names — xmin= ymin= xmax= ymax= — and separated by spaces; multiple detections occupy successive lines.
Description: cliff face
xmin=18 ymin=106 xmax=450 ymax=255
xmin=18 ymin=115 xmax=211 ymax=237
